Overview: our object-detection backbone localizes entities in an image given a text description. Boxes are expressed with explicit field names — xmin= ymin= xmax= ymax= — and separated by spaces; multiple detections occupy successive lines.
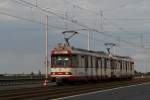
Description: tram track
xmin=0 ymin=77 xmax=150 ymax=100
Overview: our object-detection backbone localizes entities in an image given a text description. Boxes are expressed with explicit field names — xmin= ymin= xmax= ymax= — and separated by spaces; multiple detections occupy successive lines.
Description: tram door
xmin=110 ymin=59 xmax=114 ymax=78
xmin=81 ymin=56 xmax=85 ymax=76
xmin=85 ymin=56 xmax=88 ymax=77
xmin=87 ymin=56 xmax=92 ymax=77
xmin=97 ymin=58 xmax=102 ymax=78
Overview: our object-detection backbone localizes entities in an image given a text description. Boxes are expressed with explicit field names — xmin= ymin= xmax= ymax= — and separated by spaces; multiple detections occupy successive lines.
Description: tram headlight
xmin=51 ymin=72 xmax=55 ymax=75
xmin=65 ymin=72 xmax=72 ymax=75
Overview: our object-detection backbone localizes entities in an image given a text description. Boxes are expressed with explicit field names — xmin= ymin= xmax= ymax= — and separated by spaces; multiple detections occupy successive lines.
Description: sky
xmin=0 ymin=0 xmax=150 ymax=73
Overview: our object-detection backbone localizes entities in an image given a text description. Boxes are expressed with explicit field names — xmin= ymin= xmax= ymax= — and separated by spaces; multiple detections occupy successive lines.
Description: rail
xmin=0 ymin=77 xmax=150 ymax=99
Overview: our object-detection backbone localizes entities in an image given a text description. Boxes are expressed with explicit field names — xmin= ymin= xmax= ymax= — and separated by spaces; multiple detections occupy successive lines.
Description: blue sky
xmin=0 ymin=0 xmax=150 ymax=73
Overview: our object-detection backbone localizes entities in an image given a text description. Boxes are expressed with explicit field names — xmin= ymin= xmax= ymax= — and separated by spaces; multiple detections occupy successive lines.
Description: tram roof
xmin=55 ymin=43 xmax=133 ymax=60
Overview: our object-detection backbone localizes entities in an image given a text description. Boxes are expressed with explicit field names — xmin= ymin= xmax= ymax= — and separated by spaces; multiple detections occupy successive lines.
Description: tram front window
xmin=53 ymin=56 xmax=70 ymax=67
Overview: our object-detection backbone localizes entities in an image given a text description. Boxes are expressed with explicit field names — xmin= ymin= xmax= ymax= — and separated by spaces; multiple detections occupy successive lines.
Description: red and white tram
xmin=50 ymin=43 xmax=134 ymax=84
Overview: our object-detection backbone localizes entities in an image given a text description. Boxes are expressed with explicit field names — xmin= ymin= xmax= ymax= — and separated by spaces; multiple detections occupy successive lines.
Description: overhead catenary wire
xmin=10 ymin=1 xmax=108 ymax=48
xmin=104 ymin=20 xmax=150 ymax=53
xmin=16 ymin=1 xmax=130 ymax=39
xmin=0 ymin=11 xmax=66 ymax=30
xmin=63 ymin=0 xmax=99 ymax=15
xmin=2 ymin=0 xmax=150 ymax=72
xmin=104 ymin=18 xmax=150 ymax=21
xmin=6 ymin=0 xmax=150 ymax=52
xmin=11 ymin=0 xmax=32 ymax=8
xmin=64 ymin=0 xmax=150 ymax=22
xmin=1 ymin=1 xmax=111 ymax=48
xmin=12 ymin=0 xmax=66 ymax=17
xmin=63 ymin=0 xmax=132 ymax=14
xmin=16 ymin=0 xmax=150 ymax=52
xmin=10 ymin=0 xmax=150 ymax=42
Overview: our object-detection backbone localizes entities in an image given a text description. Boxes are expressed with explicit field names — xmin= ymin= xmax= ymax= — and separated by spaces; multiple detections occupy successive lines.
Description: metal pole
xmin=65 ymin=12 xmax=68 ymax=31
xmin=88 ymin=30 xmax=90 ymax=51
xmin=44 ymin=15 xmax=48 ymax=86
xmin=35 ymin=0 xmax=37 ymax=7
xmin=81 ymin=29 xmax=90 ymax=51
xmin=46 ymin=15 xmax=48 ymax=79
xmin=100 ymin=10 xmax=103 ymax=33
xmin=140 ymin=33 xmax=144 ymax=47
xmin=113 ymin=46 xmax=116 ymax=55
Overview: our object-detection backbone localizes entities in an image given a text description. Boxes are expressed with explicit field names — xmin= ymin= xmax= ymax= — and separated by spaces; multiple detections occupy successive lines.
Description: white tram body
xmin=50 ymin=44 xmax=134 ymax=83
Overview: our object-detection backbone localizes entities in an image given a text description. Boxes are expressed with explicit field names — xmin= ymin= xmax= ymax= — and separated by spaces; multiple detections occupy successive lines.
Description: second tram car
xmin=50 ymin=43 xmax=134 ymax=84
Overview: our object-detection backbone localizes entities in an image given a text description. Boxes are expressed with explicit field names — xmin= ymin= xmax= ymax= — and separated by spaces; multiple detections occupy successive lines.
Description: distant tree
xmin=134 ymin=70 xmax=138 ymax=74
xmin=0 ymin=74 xmax=4 ymax=76
xmin=38 ymin=70 xmax=41 ymax=76
xmin=146 ymin=72 xmax=150 ymax=75
xmin=134 ymin=70 xmax=143 ymax=76
xmin=30 ymin=71 xmax=34 ymax=76
xmin=30 ymin=71 xmax=34 ymax=79
xmin=4 ymin=72 xmax=7 ymax=75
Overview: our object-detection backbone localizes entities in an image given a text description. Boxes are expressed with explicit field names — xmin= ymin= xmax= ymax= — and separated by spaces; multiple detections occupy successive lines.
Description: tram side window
xmin=113 ymin=60 xmax=115 ymax=69
xmin=124 ymin=61 xmax=126 ymax=70
xmin=126 ymin=61 xmax=128 ymax=71
xmin=118 ymin=60 xmax=120 ymax=69
xmin=122 ymin=61 xmax=124 ymax=70
xmin=129 ymin=62 xmax=130 ymax=70
xmin=118 ymin=60 xmax=120 ymax=70
xmin=92 ymin=57 xmax=96 ymax=68
xmin=96 ymin=58 xmax=98 ymax=68
xmin=106 ymin=58 xmax=110 ymax=69
xmin=116 ymin=60 xmax=118 ymax=69
xmin=127 ymin=61 xmax=129 ymax=70
xmin=120 ymin=60 xmax=122 ymax=70
xmin=115 ymin=60 xmax=118 ymax=69
xmin=104 ymin=58 xmax=107 ymax=70
xmin=131 ymin=62 xmax=133 ymax=70
xmin=101 ymin=58 xmax=104 ymax=68
xmin=107 ymin=59 xmax=111 ymax=68
xmin=111 ymin=60 xmax=115 ymax=69
xmin=72 ymin=55 xmax=78 ymax=67
xmin=79 ymin=56 xmax=82 ymax=68
xmin=91 ymin=56 xmax=93 ymax=68
xmin=128 ymin=62 xmax=129 ymax=71
xmin=129 ymin=62 xmax=131 ymax=70
xmin=88 ymin=56 xmax=91 ymax=68
xmin=130 ymin=62 xmax=134 ymax=70
xmin=97 ymin=58 xmax=101 ymax=68
xmin=85 ymin=56 xmax=88 ymax=68
xmin=110 ymin=59 xmax=113 ymax=69
xmin=132 ymin=62 xmax=134 ymax=70
xmin=114 ymin=60 xmax=116 ymax=69
xmin=81 ymin=56 xmax=85 ymax=68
